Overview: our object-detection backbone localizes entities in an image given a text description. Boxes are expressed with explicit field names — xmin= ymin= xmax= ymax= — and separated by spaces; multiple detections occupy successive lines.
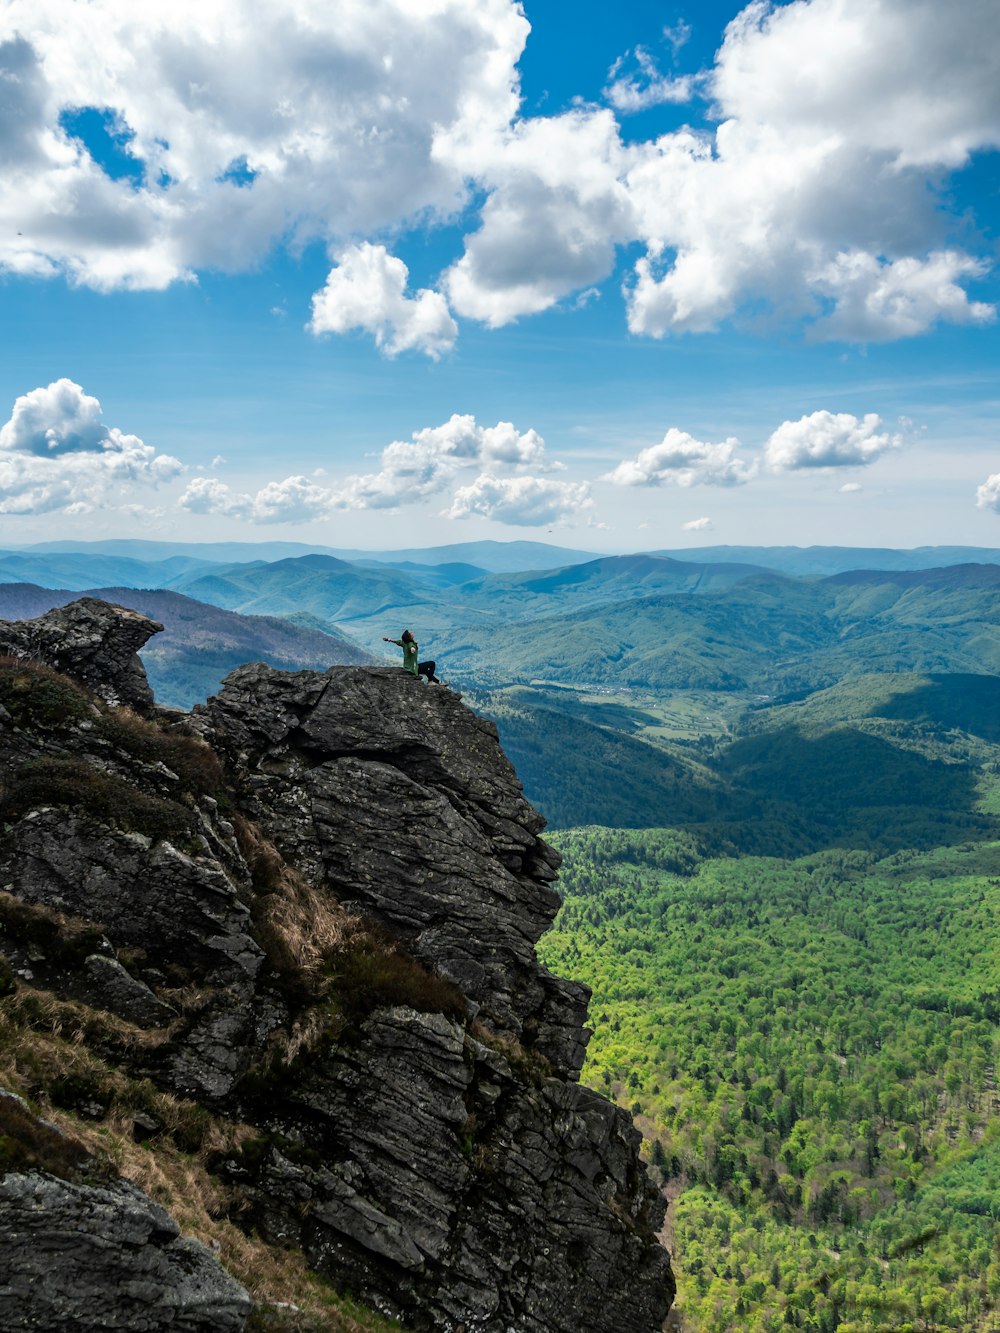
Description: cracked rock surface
xmin=196 ymin=664 xmax=590 ymax=1077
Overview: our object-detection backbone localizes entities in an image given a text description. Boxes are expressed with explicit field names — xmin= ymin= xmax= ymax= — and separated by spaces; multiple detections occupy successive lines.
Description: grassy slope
xmin=474 ymin=673 xmax=1000 ymax=864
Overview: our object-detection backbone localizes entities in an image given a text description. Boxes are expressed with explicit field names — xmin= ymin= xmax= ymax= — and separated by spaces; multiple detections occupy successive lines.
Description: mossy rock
xmin=95 ymin=713 xmax=225 ymax=800
xmin=329 ymin=929 xmax=467 ymax=1026
xmin=0 ymin=955 xmax=16 ymax=997
xmin=0 ymin=1092 xmax=104 ymax=1182
xmin=0 ymin=659 xmax=92 ymax=731
xmin=0 ymin=894 xmax=106 ymax=970
xmin=1 ymin=756 xmax=197 ymax=844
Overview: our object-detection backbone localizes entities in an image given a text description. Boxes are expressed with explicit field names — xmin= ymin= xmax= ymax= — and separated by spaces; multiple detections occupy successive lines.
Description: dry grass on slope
xmin=0 ymin=984 xmax=399 ymax=1332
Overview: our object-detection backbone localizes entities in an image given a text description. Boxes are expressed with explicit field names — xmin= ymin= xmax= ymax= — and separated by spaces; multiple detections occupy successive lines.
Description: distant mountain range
xmin=6 ymin=537 xmax=1000 ymax=582
xmin=443 ymin=561 xmax=1000 ymax=692
xmin=651 ymin=544 xmax=1000 ymax=575
xmin=3 ymin=542 xmax=1000 ymax=700
xmin=0 ymin=584 xmax=371 ymax=708
xmin=2 ymin=537 xmax=598 ymax=572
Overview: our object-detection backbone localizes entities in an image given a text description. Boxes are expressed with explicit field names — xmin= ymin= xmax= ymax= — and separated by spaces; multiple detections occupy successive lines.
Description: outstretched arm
xmin=383 ymin=637 xmax=402 ymax=646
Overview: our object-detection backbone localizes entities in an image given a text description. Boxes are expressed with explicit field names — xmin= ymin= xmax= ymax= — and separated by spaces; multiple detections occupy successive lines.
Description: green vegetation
xmin=540 ymin=829 xmax=1000 ymax=1330
xmin=744 ymin=672 xmax=1000 ymax=745
xmin=0 ymin=656 xmax=92 ymax=730
xmin=0 ymin=755 xmax=198 ymax=843
xmin=473 ymin=690 xmax=722 ymax=830
xmin=476 ymin=674 xmax=1000 ymax=866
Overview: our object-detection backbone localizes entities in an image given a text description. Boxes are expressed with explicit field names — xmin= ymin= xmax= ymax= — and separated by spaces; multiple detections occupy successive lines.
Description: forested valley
xmin=500 ymin=670 xmax=1000 ymax=1331
xmin=537 ymin=831 xmax=1000 ymax=1330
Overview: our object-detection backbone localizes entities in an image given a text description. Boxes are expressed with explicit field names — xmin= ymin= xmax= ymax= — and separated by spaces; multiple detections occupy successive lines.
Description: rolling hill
xmin=172 ymin=553 xmax=438 ymax=624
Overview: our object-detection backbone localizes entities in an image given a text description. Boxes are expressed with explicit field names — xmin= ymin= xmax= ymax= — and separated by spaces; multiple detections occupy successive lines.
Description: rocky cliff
xmin=0 ymin=598 xmax=675 ymax=1331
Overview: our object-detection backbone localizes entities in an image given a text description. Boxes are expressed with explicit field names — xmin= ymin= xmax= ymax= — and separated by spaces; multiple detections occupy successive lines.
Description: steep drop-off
xmin=0 ymin=598 xmax=674 ymax=1331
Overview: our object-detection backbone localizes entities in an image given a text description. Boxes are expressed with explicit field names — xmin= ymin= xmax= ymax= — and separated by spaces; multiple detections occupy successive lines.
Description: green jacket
xmin=389 ymin=638 xmax=419 ymax=676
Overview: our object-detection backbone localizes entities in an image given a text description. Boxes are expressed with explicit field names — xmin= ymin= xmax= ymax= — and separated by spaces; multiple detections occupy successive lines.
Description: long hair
xmin=401 ymin=629 xmax=415 ymax=643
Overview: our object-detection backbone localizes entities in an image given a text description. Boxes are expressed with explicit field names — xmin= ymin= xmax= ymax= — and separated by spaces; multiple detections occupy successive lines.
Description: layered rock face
xmin=196 ymin=663 xmax=590 ymax=1077
xmin=0 ymin=600 xmax=675 ymax=1331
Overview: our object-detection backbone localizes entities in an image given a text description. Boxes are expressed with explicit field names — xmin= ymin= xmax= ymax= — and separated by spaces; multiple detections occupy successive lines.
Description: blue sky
xmin=0 ymin=0 xmax=998 ymax=552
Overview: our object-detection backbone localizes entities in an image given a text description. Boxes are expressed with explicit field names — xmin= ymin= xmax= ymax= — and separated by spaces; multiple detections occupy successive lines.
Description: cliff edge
xmin=0 ymin=599 xmax=675 ymax=1331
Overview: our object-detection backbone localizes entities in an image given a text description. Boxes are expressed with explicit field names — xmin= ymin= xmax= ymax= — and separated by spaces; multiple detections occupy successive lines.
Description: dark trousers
xmin=418 ymin=660 xmax=440 ymax=683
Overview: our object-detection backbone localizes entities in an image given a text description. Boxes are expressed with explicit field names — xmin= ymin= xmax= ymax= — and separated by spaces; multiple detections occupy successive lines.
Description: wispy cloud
xmin=604 ymin=46 xmax=697 ymax=114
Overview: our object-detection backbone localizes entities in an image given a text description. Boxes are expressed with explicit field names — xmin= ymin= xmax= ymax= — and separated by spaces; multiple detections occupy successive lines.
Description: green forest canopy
xmin=539 ymin=830 xmax=1000 ymax=1332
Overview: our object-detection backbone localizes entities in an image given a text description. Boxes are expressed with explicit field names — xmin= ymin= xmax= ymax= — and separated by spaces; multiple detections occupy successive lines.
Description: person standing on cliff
xmin=383 ymin=629 xmax=442 ymax=683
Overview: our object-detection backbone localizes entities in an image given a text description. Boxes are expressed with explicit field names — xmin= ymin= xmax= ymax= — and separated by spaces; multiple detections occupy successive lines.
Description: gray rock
xmin=197 ymin=665 xmax=590 ymax=1077
xmin=0 ymin=597 xmax=162 ymax=712
xmin=0 ymin=812 xmax=262 ymax=989
xmin=83 ymin=954 xmax=178 ymax=1028
xmin=0 ymin=1172 xmax=252 ymax=1331
xmin=0 ymin=1088 xmax=251 ymax=1331
xmin=233 ymin=1005 xmax=675 ymax=1332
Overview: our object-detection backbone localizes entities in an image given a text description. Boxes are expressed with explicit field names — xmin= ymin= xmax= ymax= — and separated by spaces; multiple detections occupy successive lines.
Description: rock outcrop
xmin=0 ymin=595 xmax=161 ymax=712
xmin=0 ymin=599 xmax=675 ymax=1331
xmin=196 ymin=663 xmax=590 ymax=1077
xmin=0 ymin=1090 xmax=252 ymax=1332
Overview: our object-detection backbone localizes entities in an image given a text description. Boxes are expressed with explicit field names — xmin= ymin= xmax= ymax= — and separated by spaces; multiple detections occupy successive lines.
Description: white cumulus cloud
xmin=309 ymin=243 xmax=457 ymax=359
xmin=811 ymin=250 xmax=995 ymax=342
xmin=2 ymin=0 xmax=997 ymax=349
xmin=329 ymin=413 xmax=553 ymax=510
xmin=442 ymin=107 xmax=635 ymax=327
xmin=177 ymin=413 xmax=560 ymax=523
xmin=764 ymin=411 xmax=901 ymax=471
xmin=0 ymin=378 xmax=182 ymax=514
xmin=604 ymin=428 xmax=755 ymax=488
xmin=682 ymin=517 xmax=713 ymax=532
xmin=445 ymin=474 xmax=593 ymax=526
xmin=975 ymin=474 xmax=1000 ymax=513
xmin=179 ymin=474 xmax=332 ymax=524
xmin=621 ymin=0 xmax=1000 ymax=339
xmin=0 ymin=0 xmax=526 ymax=289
